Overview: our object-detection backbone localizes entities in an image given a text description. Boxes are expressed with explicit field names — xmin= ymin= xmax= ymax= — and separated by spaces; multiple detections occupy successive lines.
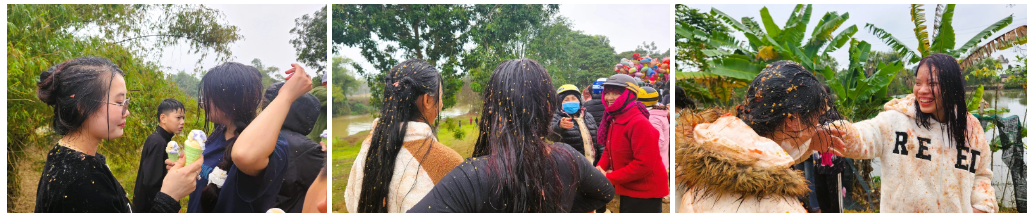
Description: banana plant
xmin=828 ymin=39 xmax=905 ymax=119
xmin=699 ymin=4 xmax=859 ymax=80
xmin=865 ymin=4 xmax=1026 ymax=70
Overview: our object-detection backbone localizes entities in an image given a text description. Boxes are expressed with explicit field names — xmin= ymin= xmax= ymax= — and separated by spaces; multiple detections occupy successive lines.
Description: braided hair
xmin=357 ymin=59 xmax=441 ymax=213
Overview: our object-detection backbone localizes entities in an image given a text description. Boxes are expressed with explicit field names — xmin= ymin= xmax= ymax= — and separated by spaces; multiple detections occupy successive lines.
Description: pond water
xmin=871 ymin=88 xmax=1026 ymax=208
xmin=333 ymin=83 xmax=483 ymax=137
xmin=332 ymin=103 xmax=478 ymax=137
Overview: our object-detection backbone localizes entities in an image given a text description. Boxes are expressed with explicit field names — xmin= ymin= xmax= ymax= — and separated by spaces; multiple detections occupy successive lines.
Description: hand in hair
xmin=809 ymin=126 xmax=847 ymax=156
xmin=233 ymin=63 xmax=312 ymax=176
xmin=160 ymin=154 xmax=204 ymax=201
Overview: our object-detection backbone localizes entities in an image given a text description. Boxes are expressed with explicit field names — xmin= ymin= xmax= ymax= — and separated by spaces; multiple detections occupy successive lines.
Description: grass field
xmin=330 ymin=113 xmax=480 ymax=213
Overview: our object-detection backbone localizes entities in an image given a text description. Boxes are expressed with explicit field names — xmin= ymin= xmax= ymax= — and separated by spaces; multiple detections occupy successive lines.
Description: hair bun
xmin=37 ymin=69 xmax=57 ymax=105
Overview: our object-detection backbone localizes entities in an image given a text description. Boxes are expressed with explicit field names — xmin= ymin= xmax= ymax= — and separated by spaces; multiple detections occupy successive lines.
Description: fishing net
xmin=974 ymin=114 xmax=1026 ymax=212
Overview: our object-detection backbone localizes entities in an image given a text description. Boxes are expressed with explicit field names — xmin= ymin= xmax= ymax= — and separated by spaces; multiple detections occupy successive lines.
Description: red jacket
xmin=597 ymin=107 xmax=669 ymax=198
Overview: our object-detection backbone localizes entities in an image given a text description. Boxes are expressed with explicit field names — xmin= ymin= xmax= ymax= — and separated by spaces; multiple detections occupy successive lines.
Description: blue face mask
xmin=562 ymin=102 xmax=580 ymax=114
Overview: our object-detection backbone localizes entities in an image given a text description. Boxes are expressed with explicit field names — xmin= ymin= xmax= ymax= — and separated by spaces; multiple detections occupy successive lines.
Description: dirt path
xmin=9 ymin=144 xmax=46 ymax=213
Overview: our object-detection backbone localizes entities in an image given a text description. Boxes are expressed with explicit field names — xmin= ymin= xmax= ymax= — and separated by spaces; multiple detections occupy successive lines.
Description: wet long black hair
xmin=198 ymin=62 xmax=264 ymax=212
xmin=37 ymin=56 xmax=125 ymax=136
xmin=472 ymin=59 xmax=576 ymax=212
xmin=737 ymin=60 xmax=839 ymax=139
xmin=357 ymin=59 xmax=441 ymax=213
xmin=914 ymin=53 xmax=968 ymax=148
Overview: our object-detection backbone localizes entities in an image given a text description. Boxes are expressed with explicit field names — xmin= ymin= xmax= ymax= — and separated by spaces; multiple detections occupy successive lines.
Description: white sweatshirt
xmin=832 ymin=94 xmax=997 ymax=213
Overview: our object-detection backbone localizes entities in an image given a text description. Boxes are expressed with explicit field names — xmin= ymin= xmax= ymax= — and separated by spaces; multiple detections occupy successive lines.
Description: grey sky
xmin=335 ymin=4 xmax=672 ymax=75
xmin=682 ymin=4 xmax=1027 ymax=70
xmin=159 ymin=4 xmax=325 ymax=76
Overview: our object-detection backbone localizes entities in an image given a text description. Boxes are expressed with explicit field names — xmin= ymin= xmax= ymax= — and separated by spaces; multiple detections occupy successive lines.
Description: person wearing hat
xmin=584 ymin=78 xmax=607 ymax=126
xmin=595 ymin=74 xmax=668 ymax=213
xmin=549 ymin=84 xmax=601 ymax=164
xmin=638 ymin=87 xmax=669 ymax=172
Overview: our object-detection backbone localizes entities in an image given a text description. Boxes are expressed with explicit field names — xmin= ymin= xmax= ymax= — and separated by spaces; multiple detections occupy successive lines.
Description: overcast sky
xmin=158 ymin=4 xmax=324 ymax=76
xmin=335 ymin=4 xmax=672 ymax=75
xmin=682 ymin=4 xmax=1027 ymax=70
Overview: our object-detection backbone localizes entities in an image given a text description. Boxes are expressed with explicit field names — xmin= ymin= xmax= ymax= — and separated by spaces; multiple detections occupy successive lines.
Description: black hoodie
xmin=264 ymin=82 xmax=326 ymax=213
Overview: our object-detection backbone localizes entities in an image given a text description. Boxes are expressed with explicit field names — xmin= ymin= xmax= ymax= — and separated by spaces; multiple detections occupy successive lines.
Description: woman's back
xmin=345 ymin=120 xmax=463 ymax=213
xmin=408 ymin=144 xmax=614 ymax=213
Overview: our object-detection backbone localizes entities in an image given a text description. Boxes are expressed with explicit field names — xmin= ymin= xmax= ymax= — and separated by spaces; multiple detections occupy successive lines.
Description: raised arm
xmin=233 ymin=63 xmax=313 ymax=176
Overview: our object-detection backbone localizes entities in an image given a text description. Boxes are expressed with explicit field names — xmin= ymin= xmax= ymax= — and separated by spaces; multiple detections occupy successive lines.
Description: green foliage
xmin=441 ymin=118 xmax=467 ymax=140
xmin=330 ymin=55 xmax=373 ymax=117
xmin=7 ymin=4 xmax=240 ymax=210
xmin=676 ymin=4 xmax=897 ymax=113
xmin=290 ymin=6 xmax=328 ymax=79
xmin=967 ymin=85 xmax=985 ymax=111
xmin=332 ymin=4 xmax=479 ymax=109
xmin=170 ymin=70 xmax=201 ymax=99
xmin=865 ymin=4 xmax=1022 ymax=69
xmin=251 ymin=58 xmax=284 ymax=87
xmin=509 ymin=16 xmax=619 ymax=89
xmin=827 ymin=40 xmax=905 ymax=120
xmin=964 ymin=57 xmax=1005 ymax=86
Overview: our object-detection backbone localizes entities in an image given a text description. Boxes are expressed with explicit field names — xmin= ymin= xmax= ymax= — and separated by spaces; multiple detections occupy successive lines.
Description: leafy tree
xmin=170 ymin=70 xmax=201 ymax=99
xmin=331 ymin=55 xmax=367 ymax=116
xmin=251 ymin=58 xmax=283 ymax=87
xmin=865 ymin=4 xmax=1026 ymax=69
xmin=332 ymin=4 xmax=473 ymax=109
xmin=290 ymin=5 xmax=328 ymax=81
xmin=7 ymin=5 xmax=241 ymax=210
xmin=460 ymin=4 xmax=559 ymax=92
xmin=476 ymin=15 xmax=617 ymax=89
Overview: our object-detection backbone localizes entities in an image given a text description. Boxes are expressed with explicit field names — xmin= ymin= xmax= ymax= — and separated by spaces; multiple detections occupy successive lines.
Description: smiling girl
xmin=828 ymin=53 xmax=996 ymax=213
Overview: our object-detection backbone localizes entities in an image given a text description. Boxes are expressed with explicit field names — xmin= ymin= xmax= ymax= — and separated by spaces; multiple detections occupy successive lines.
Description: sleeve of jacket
xmin=548 ymin=114 xmax=564 ymax=142
xmin=149 ymin=192 xmax=182 ymax=213
xmin=967 ymin=115 xmax=997 ymax=213
xmin=574 ymin=147 xmax=615 ymax=213
xmin=831 ymin=111 xmax=900 ymax=159
xmin=133 ymin=135 xmax=167 ymax=212
xmin=605 ymin=120 xmax=661 ymax=185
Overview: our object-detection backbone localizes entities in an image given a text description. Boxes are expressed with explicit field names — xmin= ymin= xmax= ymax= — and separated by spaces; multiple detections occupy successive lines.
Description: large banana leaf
xmin=780 ymin=4 xmax=812 ymax=49
xmin=708 ymin=56 xmax=765 ymax=81
xmin=823 ymin=25 xmax=858 ymax=55
xmin=933 ymin=4 xmax=946 ymax=39
xmin=928 ymin=4 xmax=955 ymax=54
xmin=866 ymin=23 xmax=922 ymax=63
xmin=910 ymin=4 xmax=932 ymax=57
xmin=760 ymin=7 xmax=782 ymax=38
xmin=960 ymin=25 xmax=1027 ymax=70
xmin=956 ymin=16 xmax=1015 ymax=58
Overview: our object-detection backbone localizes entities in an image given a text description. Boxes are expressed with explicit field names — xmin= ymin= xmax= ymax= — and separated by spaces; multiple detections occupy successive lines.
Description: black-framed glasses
xmin=99 ymin=97 xmax=130 ymax=116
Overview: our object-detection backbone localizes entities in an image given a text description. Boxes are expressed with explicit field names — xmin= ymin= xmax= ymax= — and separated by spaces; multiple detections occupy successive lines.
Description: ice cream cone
xmin=184 ymin=130 xmax=207 ymax=166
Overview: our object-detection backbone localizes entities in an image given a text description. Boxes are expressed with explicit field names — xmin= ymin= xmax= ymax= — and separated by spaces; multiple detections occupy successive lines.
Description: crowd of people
xmin=675 ymin=54 xmax=998 ymax=213
xmin=344 ymin=54 xmax=673 ymax=213
xmin=33 ymin=56 xmax=329 ymax=213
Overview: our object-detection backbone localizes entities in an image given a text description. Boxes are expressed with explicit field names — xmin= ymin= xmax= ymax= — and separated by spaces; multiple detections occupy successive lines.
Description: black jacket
xmin=132 ymin=126 xmax=174 ymax=213
xmin=36 ymin=144 xmax=180 ymax=213
xmin=408 ymin=144 xmax=614 ymax=213
xmin=273 ymin=92 xmax=327 ymax=213
xmin=583 ymin=96 xmax=605 ymax=126
xmin=549 ymin=110 xmax=601 ymax=163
